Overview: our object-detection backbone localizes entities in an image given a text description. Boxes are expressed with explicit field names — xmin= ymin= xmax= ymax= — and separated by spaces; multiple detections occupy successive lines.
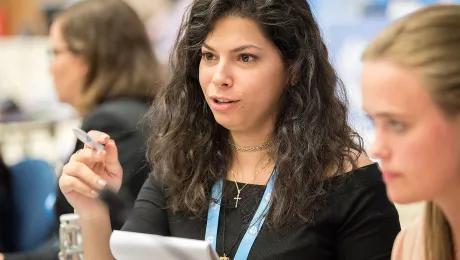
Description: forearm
xmin=80 ymin=209 xmax=113 ymax=260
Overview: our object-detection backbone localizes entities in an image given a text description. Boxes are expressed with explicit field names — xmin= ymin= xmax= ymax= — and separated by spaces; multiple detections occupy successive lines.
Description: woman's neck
xmin=228 ymin=130 xmax=275 ymax=184
xmin=229 ymin=125 xmax=272 ymax=147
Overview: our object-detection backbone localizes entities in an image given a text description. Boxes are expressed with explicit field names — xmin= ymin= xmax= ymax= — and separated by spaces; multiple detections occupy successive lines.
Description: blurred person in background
xmin=361 ymin=4 xmax=460 ymax=260
xmin=49 ymin=0 xmax=163 ymax=221
xmin=1 ymin=0 xmax=163 ymax=259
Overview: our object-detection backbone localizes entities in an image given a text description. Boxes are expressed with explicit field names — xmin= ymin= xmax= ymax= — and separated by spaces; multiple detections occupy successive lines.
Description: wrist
xmin=75 ymin=205 xmax=109 ymax=222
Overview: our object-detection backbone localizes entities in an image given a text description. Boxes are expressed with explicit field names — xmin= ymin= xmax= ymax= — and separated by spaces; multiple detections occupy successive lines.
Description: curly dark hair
xmin=147 ymin=0 xmax=364 ymax=228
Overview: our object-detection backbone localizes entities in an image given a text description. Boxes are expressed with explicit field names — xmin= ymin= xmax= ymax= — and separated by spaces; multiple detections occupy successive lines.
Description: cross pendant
xmin=220 ymin=257 xmax=230 ymax=260
xmin=234 ymin=190 xmax=241 ymax=208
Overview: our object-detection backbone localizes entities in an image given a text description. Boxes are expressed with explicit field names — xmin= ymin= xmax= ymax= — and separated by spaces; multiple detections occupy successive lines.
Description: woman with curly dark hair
xmin=59 ymin=0 xmax=401 ymax=259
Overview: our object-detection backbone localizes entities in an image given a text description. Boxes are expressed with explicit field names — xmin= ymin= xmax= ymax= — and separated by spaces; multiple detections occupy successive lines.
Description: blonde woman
xmin=361 ymin=4 xmax=460 ymax=260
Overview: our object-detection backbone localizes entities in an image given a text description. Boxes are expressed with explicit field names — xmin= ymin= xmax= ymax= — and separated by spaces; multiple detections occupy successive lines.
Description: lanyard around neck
xmin=205 ymin=169 xmax=277 ymax=260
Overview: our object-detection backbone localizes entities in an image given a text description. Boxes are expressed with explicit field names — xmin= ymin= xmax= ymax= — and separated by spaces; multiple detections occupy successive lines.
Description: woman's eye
xmin=201 ymin=52 xmax=216 ymax=61
xmin=238 ymin=54 xmax=257 ymax=63
xmin=389 ymin=120 xmax=405 ymax=132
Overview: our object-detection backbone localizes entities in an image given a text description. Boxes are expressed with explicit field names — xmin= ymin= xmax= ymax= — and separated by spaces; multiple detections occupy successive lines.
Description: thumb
xmin=104 ymin=140 xmax=120 ymax=166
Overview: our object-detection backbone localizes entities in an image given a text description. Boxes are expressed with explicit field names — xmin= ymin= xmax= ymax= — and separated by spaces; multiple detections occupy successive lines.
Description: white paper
xmin=110 ymin=230 xmax=219 ymax=260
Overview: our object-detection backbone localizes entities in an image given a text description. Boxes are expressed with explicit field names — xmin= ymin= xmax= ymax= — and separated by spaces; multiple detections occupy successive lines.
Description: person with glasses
xmin=2 ymin=0 xmax=163 ymax=259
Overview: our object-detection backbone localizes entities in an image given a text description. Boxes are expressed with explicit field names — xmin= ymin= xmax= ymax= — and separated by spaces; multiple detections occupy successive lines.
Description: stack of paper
xmin=110 ymin=230 xmax=219 ymax=260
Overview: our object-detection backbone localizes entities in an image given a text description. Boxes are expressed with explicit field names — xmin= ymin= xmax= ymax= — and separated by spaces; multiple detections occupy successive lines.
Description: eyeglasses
xmin=47 ymin=46 xmax=82 ymax=63
xmin=47 ymin=47 xmax=70 ymax=60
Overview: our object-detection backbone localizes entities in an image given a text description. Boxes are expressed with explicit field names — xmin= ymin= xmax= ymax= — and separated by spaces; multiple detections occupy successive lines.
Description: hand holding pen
xmin=59 ymin=129 xmax=123 ymax=219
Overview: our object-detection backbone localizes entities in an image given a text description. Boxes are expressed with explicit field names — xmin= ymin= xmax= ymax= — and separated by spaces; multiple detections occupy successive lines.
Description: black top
xmin=122 ymin=163 xmax=401 ymax=260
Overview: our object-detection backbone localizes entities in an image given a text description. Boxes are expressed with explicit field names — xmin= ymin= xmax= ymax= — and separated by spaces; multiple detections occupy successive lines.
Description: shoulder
xmin=96 ymin=98 xmax=149 ymax=113
xmin=327 ymin=162 xmax=401 ymax=251
xmin=345 ymin=149 xmax=374 ymax=173
xmin=327 ymin=161 xmax=399 ymax=227
xmin=392 ymin=220 xmax=425 ymax=260
xmin=328 ymin=160 xmax=383 ymax=196
xmin=82 ymin=98 xmax=149 ymax=131
xmin=86 ymin=98 xmax=149 ymax=121
xmin=325 ymin=149 xmax=373 ymax=179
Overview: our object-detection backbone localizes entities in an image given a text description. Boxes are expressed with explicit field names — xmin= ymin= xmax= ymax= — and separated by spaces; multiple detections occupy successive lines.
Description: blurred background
xmin=1 ymin=0 xmax=459 ymax=232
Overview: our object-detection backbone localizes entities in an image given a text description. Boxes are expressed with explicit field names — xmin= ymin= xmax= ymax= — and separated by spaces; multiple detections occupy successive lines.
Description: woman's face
xmin=362 ymin=60 xmax=460 ymax=204
xmin=49 ymin=20 xmax=88 ymax=109
xmin=199 ymin=16 xmax=287 ymax=135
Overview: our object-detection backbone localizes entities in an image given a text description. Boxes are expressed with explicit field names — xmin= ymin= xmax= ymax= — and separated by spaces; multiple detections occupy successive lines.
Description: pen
xmin=72 ymin=128 xmax=105 ymax=152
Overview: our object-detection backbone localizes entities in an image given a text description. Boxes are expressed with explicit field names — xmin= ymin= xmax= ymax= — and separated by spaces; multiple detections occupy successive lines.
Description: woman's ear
xmin=77 ymin=56 xmax=89 ymax=77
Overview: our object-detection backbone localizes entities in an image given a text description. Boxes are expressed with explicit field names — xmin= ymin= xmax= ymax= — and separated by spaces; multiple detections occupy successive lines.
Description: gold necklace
xmin=228 ymin=140 xmax=273 ymax=152
xmin=231 ymin=159 xmax=271 ymax=208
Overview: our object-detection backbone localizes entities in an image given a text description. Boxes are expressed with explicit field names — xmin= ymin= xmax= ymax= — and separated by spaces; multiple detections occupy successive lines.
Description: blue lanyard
xmin=205 ymin=169 xmax=277 ymax=260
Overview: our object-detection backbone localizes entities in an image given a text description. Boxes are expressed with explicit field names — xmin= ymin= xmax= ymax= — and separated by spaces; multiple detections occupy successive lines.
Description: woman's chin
xmin=213 ymin=115 xmax=239 ymax=130
xmin=386 ymin=187 xmax=424 ymax=205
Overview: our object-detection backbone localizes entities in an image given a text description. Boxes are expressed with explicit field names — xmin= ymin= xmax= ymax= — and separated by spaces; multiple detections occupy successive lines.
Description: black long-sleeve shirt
xmin=122 ymin=163 xmax=401 ymax=260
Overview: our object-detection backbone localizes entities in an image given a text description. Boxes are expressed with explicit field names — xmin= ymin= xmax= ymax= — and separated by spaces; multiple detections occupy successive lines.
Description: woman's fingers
xmin=87 ymin=130 xmax=110 ymax=145
xmin=62 ymin=161 xmax=107 ymax=191
xmin=68 ymin=130 xmax=119 ymax=173
xmin=75 ymin=147 xmax=106 ymax=166
xmin=102 ymin=139 xmax=119 ymax=165
xmin=59 ymin=175 xmax=98 ymax=199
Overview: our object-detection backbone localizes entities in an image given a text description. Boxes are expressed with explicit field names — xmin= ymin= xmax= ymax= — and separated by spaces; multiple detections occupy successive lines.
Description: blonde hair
xmin=362 ymin=4 xmax=460 ymax=260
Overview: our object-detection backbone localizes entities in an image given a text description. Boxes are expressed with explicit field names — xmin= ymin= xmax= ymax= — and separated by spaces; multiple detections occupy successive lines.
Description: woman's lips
xmin=209 ymin=96 xmax=240 ymax=111
xmin=382 ymin=171 xmax=402 ymax=183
